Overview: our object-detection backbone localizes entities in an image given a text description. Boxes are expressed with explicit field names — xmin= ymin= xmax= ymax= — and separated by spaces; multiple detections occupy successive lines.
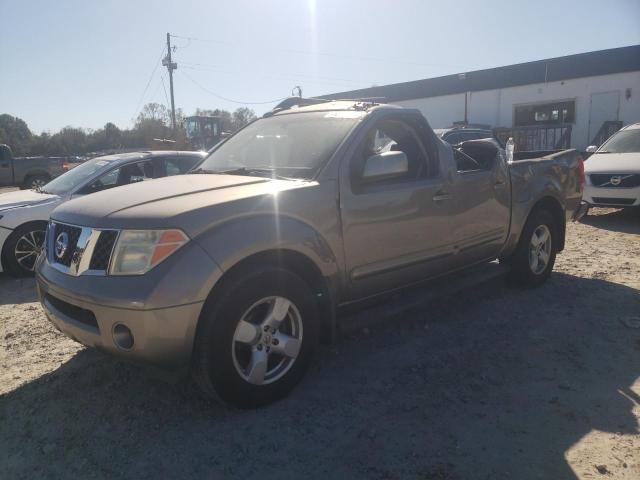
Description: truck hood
xmin=584 ymin=152 xmax=640 ymax=174
xmin=51 ymin=174 xmax=313 ymax=235
xmin=0 ymin=189 xmax=60 ymax=212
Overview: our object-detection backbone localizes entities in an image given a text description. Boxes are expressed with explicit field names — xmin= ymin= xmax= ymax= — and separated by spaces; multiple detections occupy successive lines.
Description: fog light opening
xmin=113 ymin=324 xmax=134 ymax=350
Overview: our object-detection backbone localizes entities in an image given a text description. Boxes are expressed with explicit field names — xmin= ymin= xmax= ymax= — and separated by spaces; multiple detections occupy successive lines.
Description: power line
xmin=180 ymin=69 xmax=288 ymax=105
xmin=179 ymin=60 xmax=380 ymax=87
xmin=169 ymin=33 xmax=469 ymax=70
xmin=180 ymin=64 xmax=371 ymax=90
xmin=160 ymin=73 xmax=171 ymax=113
xmin=131 ymin=45 xmax=166 ymax=124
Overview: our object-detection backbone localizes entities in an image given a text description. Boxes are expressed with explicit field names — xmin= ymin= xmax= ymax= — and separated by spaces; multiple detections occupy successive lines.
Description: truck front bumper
xmin=37 ymin=277 xmax=204 ymax=371
xmin=35 ymin=240 xmax=222 ymax=371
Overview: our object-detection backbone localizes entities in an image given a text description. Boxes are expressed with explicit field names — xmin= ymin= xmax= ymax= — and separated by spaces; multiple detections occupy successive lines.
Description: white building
xmin=325 ymin=45 xmax=640 ymax=151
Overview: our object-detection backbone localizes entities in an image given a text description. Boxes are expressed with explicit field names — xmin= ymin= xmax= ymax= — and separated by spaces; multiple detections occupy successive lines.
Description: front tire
xmin=2 ymin=222 xmax=47 ymax=277
xmin=504 ymin=209 xmax=557 ymax=287
xmin=192 ymin=266 xmax=319 ymax=408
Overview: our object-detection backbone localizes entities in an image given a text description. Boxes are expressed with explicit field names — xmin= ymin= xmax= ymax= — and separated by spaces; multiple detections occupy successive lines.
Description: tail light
xmin=62 ymin=160 xmax=70 ymax=171
xmin=577 ymin=156 xmax=585 ymax=189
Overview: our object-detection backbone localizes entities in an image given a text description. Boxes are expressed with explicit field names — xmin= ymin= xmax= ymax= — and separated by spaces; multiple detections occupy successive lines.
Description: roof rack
xmin=264 ymin=97 xmax=332 ymax=117
xmin=264 ymin=96 xmax=387 ymax=117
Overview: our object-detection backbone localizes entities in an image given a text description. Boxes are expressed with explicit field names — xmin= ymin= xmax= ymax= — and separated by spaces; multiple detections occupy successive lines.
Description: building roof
xmin=322 ymin=45 xmax=640 ymax=103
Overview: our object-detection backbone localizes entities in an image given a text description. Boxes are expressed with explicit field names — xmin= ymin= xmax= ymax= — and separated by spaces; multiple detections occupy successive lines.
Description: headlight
xmin=109 ymin=229 xmax=189 ymax=275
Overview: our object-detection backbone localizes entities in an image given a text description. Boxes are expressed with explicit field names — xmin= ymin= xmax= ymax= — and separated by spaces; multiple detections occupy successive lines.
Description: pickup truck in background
xmin=36 ymin=98 xmax=585 ymax=408
xmin=0 ymin=144 xmax=69 ymax=189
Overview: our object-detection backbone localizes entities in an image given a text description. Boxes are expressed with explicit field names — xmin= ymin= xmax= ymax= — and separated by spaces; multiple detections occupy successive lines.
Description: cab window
xmin=165 ymin=157 xmax=197 ymax=176
xmin=351 ymin=117 xmax=436 ymax=187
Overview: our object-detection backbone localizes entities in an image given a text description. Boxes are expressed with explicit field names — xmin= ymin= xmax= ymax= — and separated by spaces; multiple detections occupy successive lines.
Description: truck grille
xmin=47 ymin=222 xmax=119 ymax=276
xmin=590 ymin=173 xmax=640 ymax=188
xmin=89 ymin=230 xmax=119 ymax=271
xmin=52 ymin=223 xmax=82 ymax=267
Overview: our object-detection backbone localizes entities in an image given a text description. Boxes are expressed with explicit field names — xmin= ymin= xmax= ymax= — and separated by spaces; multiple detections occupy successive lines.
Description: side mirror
xmin=362 ymin=151 xmax=409 ymax=182
xmin=585 ymin=145 xmax=598 ymax=153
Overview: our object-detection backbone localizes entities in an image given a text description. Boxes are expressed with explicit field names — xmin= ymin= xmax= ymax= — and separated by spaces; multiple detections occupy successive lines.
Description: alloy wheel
xmin=529 ymin=224 xmax=551 ymax=275
xmin=14 ymin=230 xmax=45 ymax=272
xmin=31 ymin=178 xmax=47 ymax=189
xmin=231 ymin=296 xmax=303 ymax=386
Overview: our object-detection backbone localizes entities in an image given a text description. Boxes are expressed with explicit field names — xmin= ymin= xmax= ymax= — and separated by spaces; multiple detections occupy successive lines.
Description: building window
xmin=514 ymin=100 xmax=575 ymax=127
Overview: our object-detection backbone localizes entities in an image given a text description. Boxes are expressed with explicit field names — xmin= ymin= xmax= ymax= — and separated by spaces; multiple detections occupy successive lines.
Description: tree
xmin=135 ymin=102 xmax=169 ymax=127
xmin=50 ymin=127 xmax=88 ymax=155
xmin=232 ymin=107 xmax=257 ymax=131
xmin=0 ymin=114 xmax=33 ymax=155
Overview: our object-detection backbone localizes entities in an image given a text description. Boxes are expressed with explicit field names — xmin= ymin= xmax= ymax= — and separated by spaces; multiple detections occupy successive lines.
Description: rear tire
xmin=192 ymin=266 xmax=319 ymax=408
xmin=2 ymin=222 xmax=47 ymax=277
xmin=504 ymin=209 xmax=557 ymax=287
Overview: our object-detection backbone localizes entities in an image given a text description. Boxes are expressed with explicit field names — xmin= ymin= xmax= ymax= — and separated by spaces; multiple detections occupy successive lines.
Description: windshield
xmin=196 ymin=111 xmax=362 ymax=179
xmin=42 ymin=157 xmax=116 ymax=195
xmin=598 ymin=128 xmax=640 ymax=154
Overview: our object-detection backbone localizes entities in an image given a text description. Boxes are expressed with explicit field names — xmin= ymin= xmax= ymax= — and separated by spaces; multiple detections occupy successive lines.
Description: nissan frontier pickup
xmin=36 ymin=98 xmax=584 ymax=407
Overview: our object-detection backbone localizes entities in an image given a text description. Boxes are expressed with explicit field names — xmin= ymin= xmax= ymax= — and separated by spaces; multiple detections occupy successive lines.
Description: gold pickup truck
xmin=36 ymin=98 xmax=584 ymax=407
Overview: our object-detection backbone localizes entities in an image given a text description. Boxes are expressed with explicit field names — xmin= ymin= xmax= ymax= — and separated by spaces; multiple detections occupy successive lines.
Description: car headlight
xmin=109 ymin=229 xmax=189 ymax=275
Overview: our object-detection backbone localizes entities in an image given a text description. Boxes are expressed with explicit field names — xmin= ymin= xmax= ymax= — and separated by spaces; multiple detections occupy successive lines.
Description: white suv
xmin=583 ymin=123 xmax=640 ymax=211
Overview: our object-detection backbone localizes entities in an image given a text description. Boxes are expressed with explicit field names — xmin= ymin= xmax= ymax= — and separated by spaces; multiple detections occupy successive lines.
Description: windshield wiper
xmin=189 ymin=167 xmax=220 ymax=174
xmin=190 ymin=166 xmax=294 ymax=180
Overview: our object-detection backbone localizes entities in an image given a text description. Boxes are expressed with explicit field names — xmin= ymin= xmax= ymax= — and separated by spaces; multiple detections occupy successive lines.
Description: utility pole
xmin=163 ymin=32 xmax=177 ymax=131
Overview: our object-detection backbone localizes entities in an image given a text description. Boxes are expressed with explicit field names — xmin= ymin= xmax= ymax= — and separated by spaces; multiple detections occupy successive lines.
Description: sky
xmin=1 ymin=0 xmax=639 ymax=133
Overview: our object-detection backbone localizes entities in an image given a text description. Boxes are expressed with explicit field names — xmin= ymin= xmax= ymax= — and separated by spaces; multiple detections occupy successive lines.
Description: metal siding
xmin=323 ymin=45 xmax=640 ymax=102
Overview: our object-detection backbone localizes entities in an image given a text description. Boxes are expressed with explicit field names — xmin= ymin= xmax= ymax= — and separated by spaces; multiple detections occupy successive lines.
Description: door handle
xmin=494 ymin=179 xmax=506 ymax=186
xmin=432 ymin=192 xmax=453 ymax=202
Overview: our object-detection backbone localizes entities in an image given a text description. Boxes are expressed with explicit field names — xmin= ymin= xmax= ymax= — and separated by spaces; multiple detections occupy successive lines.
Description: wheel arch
xmin=195 ymin=248 xmax=337 ymax=348
xmin=1 ymin=220 xmax=49 ymax=274
xmin=528 ymin=195 xmax=566 ymax=252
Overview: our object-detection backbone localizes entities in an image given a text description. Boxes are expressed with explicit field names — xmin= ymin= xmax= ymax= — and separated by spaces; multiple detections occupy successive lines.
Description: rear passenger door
xmin=340 ymin=113 xmax=456 ymax=300
xmin=449 ymin=143 xmax=511 ymax=266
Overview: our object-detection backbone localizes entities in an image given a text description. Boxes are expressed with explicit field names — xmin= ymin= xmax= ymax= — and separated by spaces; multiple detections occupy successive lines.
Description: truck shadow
xmin=1 ymin=273 xmax=638 ymax=479
xmin=0 ymin=273 xmax=38 ymax=305
xmin=580 ymin=207 xmax=640 ymax=234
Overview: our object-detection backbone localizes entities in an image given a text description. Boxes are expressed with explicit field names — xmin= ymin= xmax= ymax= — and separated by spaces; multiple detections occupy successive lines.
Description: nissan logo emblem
xmin=610 ymin=175 xmax=622 ymax=186
xmin=55 ymin=232 xmax=69 ymax=260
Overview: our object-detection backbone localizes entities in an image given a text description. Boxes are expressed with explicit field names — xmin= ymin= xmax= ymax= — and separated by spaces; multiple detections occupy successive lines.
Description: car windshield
xmin=598 ymin=128 xmax=640 ymax=154
xmin=196 ymin=111 xmax=362 ymax=179
xmin=41 ymin=157 xmax=117 ymax=195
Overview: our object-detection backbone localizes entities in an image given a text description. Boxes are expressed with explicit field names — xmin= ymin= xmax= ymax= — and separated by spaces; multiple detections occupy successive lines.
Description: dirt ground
xmin=1 ymin=207 xmax=638 ymax=479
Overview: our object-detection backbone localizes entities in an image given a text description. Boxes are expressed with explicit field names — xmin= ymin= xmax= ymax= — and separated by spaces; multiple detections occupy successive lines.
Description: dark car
xmin=0 ymin=144 xmax=69 ymax=189
xmin=434 ymin=127 xmax=497 ymax=145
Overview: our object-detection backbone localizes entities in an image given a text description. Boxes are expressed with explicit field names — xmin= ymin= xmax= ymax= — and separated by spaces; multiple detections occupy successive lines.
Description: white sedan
xmin=583 ymin=123 xmax=640 ymax=212
xmin=0 ymin=150 xmax=204 ymax=276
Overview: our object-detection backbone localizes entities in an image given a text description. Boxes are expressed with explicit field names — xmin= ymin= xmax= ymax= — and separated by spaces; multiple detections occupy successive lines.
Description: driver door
xmin=339 ymin=113 xmax=456 ymax=300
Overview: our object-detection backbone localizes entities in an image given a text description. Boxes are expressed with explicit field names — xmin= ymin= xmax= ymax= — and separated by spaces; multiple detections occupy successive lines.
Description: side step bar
xmin=338 ymin=262 xmax=511 ymax=335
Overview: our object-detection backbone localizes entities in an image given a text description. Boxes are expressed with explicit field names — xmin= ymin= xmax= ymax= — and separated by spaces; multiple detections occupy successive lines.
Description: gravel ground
xmin=1 ymin=207 xmax=639 ymax=479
